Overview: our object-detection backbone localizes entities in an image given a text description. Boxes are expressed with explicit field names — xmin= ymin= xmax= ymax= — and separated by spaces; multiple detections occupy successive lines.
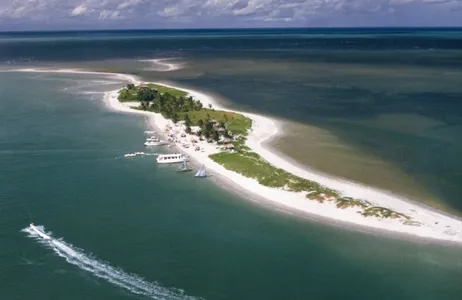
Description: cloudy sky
xmin=0 ymin=0 xmax=461 ymax=31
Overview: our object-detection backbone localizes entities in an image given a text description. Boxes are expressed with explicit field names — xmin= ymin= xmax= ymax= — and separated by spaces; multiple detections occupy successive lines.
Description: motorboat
xmin=124 ymin=152 xmax=145 ymax=157
xmin=29 ymin=223 xmax=51 ymax=240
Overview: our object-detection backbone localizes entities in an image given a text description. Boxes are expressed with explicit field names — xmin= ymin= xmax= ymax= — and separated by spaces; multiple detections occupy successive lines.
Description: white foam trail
xmin=139 ymin=59 xmax=183 ymax=71
xmin=22 ymin=225 xmax=201 ymax=300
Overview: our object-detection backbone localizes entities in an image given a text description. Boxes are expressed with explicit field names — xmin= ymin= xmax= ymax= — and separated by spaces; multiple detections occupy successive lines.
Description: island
xmin=118 ymin=82 xmax=415 ymax=223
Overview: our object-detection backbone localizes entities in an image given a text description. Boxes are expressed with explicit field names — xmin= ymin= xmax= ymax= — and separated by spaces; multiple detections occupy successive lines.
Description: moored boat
xmin=145 ymin=140 xmax=168 ymax=146
xmin=157 ymin=153 xmax=188 ymax=164
xmin=177 ymin=160 xmax=192 ymax=172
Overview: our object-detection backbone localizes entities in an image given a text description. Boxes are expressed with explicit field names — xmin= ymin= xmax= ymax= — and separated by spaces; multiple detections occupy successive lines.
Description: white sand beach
xmin=11 ymin=67 xmax=462 ymax=244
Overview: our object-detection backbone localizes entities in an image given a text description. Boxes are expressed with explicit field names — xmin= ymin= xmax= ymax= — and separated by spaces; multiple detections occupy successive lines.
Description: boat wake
xmin=22 ymin=225 xmax=201 ymax=300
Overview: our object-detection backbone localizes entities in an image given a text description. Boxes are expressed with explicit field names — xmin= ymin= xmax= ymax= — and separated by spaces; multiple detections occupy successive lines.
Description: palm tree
xmin=172 ymin=113 xmax=179 ymax=124
xmin=184 ymin=113 xmax=192 ymax=126
xmin=140 ymin=101 xmax=149 ymax=111
xmin=212 ymin=129 xmax=220 ymax=142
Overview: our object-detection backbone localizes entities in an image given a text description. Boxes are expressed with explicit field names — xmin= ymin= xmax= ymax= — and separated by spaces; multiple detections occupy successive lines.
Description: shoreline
xmin=9 ymin=67 xmax=462 ymax=245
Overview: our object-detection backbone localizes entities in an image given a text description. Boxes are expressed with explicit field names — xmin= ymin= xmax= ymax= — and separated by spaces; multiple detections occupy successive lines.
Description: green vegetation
xmin=361 ymin=207 xmax=411 ymax=220
xmin=210 ymin=151 xmax=340 ymax=194
xmin=178 ymin=110 xmax=252 ymax=137
xmin=118 ymin=83 xmax=159 ymax=102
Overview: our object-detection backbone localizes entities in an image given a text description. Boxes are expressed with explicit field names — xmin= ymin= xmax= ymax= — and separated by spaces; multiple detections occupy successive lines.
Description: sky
xmin=0 ymin=0 xmax=461 ymax=31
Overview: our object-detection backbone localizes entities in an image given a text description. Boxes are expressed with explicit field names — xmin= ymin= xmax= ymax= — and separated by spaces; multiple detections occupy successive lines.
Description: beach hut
xmin=225 ymin=143 xmax=235 ymax=153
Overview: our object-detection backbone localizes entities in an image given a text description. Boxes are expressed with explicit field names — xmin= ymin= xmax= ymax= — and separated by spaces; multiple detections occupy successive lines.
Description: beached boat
xmin=177 ymin=160 xmax=192 ymax=172
xmin=194 ymin=165 xmax=208 ymax=178
xmin=156 ymin=153 xmax=188 ymax=164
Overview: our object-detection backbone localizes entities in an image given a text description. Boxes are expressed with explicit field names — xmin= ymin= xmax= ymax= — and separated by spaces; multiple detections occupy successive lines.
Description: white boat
xmin=144 ymin=130 xmax=156 ymax=134
xmin=144 ymin=140 xmax=168 ymax=146
xmin=124 ymin=152 xmax=145 ymax=157
xmin=29 ymin=223 xmax=51 ymax=240
xmin=146 ymin=137 xmax=160 ymax=142
xmin=194 ymin=164 xmax=208 ymax=178
xmin=156 ymin=153 xmax=188 ymax=164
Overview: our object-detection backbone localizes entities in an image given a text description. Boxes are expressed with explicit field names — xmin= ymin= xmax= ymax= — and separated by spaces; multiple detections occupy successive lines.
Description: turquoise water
xmin=1 ymin=68 xmax=462 ymax=299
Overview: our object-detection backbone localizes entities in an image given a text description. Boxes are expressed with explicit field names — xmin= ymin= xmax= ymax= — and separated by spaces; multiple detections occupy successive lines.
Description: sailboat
xmin=177 ymin=159 xmax=192 ymax=172
xmin=194 ymin=164 xmax=208 ymax=178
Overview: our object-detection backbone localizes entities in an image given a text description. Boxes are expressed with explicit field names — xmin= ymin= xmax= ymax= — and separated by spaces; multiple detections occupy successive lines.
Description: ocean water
xmin=1 ymin=29 xmax=462 ymax=299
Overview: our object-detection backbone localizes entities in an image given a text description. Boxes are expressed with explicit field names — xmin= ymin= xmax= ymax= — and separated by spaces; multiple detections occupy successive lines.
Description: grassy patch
xmin=209 ymin=151 xmax=338 ymax=193
xmin=146 ymin=83 xmax=188 ymax=97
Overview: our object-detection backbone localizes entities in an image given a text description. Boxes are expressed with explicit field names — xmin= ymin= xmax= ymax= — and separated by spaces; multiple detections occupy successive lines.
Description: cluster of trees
xmin=124 ymin=83 xmax=236 ymax=144
xmin=184 ymin=114 xmax=232 ymax=143
xmin=119 ymin=84 xmax=158 ymax=102
xmin=120 ymin=84 xmax=203 ymax=118
xmin=148 ymin=93 xmax=203 ymax=119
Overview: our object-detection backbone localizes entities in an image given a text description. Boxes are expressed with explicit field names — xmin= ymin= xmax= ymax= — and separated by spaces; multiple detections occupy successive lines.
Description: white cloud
xmin=117 ymin=0 xmax=143 ymax=10
xmin=71 ymin=4 xmax=87 ymax=16
xmin=99 ymin=9 xmax=120 ymax=20
xmin=0 ymin=0 xmax=461 ymax=28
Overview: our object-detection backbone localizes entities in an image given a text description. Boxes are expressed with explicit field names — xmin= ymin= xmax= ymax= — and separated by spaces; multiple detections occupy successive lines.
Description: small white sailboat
xmin=177 ymin=160 xmax=192 ymax=172
xmin=194 ymin=164 xmax=208 ymax=178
